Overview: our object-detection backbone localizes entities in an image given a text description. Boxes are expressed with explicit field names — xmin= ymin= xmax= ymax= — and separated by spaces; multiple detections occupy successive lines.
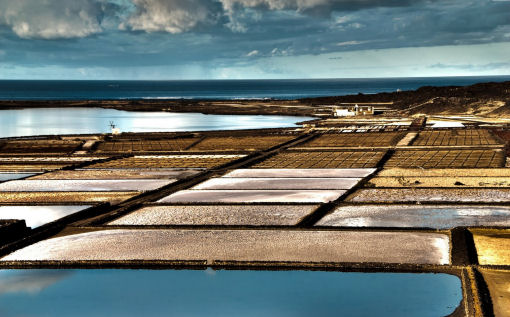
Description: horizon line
xmin=1 ymin=74 xmax=510 ymax=82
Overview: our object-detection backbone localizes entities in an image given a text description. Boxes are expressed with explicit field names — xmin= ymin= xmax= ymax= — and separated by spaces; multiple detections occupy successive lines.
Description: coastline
xmin=0 ymin=80 xmax=509 ymax=117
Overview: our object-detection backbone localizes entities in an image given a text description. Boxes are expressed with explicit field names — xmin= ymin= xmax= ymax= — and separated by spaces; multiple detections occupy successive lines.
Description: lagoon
xmin=0 ymin=108 xmax=310 ymax=138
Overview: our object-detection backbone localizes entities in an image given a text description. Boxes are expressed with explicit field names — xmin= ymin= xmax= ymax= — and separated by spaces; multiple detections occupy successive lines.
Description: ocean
xmin=1 ymin=76 xmax=509 ymax=100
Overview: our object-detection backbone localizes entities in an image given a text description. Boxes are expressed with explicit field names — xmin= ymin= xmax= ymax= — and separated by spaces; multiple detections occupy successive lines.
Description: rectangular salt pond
xmin=1 ymin=229 xmax=450 ymax=265
xmin=348 ymin=188 xmax=510 ymax=203
xmin=0 ymin=192 xmax=137 ymax=204
xmin=0 ymin=270 xmax=462 ymax=317
xmin=158 ymin=190 xmax=346 ymax=203
xmin=0 ymin=179 xmax=175 ymax=192
xmin=378 ymin=168 xmax=510 ymax=177
xmin=470 ymin=229 xmax=510 ymax=266
xmin=479 ymin=269 xmax=510 ymax=317
xmin=31 ymin=169 xmax=201 ymax=180
xmin=0 ymin=173 xmax=34 ymax=182
xmin=367 ymin=176 xmax=510 ymax=188
xmin=0 ymin=205 xmax=92 ymax=228
xmin=316 ymin=205 xmax=510 ymax=229
xmin=223 ymin=168 xmax=376 ymax=178
xmin=193 ymin=178 xmax=360 ymax=190
xmin=108 ymin=205 xmax=320 ymax=226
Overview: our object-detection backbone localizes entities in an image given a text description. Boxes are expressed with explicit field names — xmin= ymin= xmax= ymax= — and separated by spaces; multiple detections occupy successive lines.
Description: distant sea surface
xmin=1 ymin=76 xmax=509 ymax=100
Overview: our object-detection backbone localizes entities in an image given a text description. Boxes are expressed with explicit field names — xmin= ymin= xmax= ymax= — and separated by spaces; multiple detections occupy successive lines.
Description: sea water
xmin=0 ymin=76 xmax=509 ymax=100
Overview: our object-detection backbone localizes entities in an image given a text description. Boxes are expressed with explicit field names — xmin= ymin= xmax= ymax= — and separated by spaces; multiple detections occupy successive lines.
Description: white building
xmin=333 ymin=104 xmax=374 ymax=117
xmin=334 ymin=108 xmax=356 ymax=116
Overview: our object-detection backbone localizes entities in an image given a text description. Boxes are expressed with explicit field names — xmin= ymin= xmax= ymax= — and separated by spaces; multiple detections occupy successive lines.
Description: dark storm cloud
xmin=220 ymin=0 xmax=435 ymax=15
xmin=0 ymin=0 xmax=441 ymax=38
xmin=121 ymin=0 xmax=444 ymax=33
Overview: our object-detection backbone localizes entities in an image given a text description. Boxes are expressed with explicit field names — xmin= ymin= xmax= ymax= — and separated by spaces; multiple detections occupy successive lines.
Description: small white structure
xmin=334 ymin=108 xmax=356 ymax=117
xmin=111 ymin=127 xmax=121 ymax=135
xmin=333 ymin=104 xmax=374 ymax=117
xmin=429 ymin=121 xmax=465 ymax=128
xmin=109 ymin=121 xmax=121 ymax=135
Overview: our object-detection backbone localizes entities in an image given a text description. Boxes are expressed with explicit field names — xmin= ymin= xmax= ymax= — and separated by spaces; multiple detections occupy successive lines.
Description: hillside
xmin=300 ymin=80 xmax=510 ymax=116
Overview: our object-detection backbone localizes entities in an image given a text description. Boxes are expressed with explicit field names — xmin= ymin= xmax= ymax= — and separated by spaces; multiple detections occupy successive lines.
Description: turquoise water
xmin=0 ymin=108 xmax=311 ymax=138
xmin=0 ymin=269 xmax=462 ymax=317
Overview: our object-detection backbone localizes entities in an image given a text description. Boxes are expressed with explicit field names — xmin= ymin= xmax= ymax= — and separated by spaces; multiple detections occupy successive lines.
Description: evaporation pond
xmin=0 ymin=179 xmax=174 ymax=192
xmin=159 ymin=190 xmax=346 ymax=203
xmin=0 ymin=205 xmax=92 ymax=228
xmin=317 ymin=205 xmax=510 ymax=229
xmin=0 ymin=173 xmax=34 ymax=182
xmin=193 ymin=178 xmax=360 ymax=190
xmin=0 ymin=270 xmax=462 ymax=317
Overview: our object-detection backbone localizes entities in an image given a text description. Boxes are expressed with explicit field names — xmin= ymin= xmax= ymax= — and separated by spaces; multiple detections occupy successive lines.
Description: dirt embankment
xmin=0 ymin=99 xmax=316 ymax=116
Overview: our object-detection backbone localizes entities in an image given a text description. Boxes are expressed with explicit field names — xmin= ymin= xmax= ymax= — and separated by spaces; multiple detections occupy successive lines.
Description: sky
xmin=0 ymin=0 xmax=509 ymax=79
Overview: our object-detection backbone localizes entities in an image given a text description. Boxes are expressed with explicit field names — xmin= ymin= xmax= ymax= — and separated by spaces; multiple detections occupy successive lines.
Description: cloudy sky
xmin=0 ymin=0 xmax=509 ymax=79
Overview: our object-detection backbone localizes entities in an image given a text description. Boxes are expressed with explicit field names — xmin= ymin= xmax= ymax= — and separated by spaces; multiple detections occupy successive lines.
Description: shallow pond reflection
xmin=0 ymin=269 xmax=462 ymax=317
xmin=0 ymin=174 xmax=34 ymax=182
xmin=0 ymin=108 xmax=311 ymax=138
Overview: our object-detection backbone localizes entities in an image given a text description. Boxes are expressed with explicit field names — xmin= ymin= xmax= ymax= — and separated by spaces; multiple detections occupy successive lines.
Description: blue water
xmin=0 ymin=108 xmax=311 ymax=138
xmin=0 ymin=76 xmax=509 ymax=100
xmin=0 ymin=269 xmax=462 ymax=317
